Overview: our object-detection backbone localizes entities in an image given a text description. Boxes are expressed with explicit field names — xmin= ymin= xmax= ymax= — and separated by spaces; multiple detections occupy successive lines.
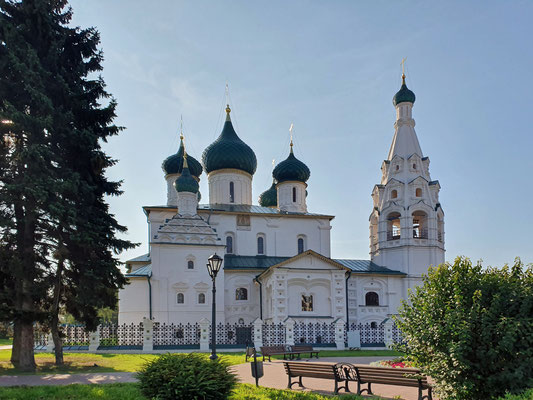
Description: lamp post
xmin=206 ymin=253 xmax=223 ymax=360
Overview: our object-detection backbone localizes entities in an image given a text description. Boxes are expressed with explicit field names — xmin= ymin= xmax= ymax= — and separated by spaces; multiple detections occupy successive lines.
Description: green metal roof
xmin=202 ymin=114 xmax=257 ymax=175
xmin=224 ymin=255 xmax=290 ymax=270
xmin=223 ymin=254 xmax=404 ymax=275
xmin=162 ymin=139 xmax=203 ymax=177
xmin=334 ymin=259 xmax=406 ymax=275
xmin=126 ymin=253 xmax=150 ymax=263
xmin=175 ymin=164 xmax=199 ymax=193
xmin=273 ymin=149 xmax=310 ymax=183
xmin=393 ymin=79 xmax=416 ymax=106
xmin=258 ymin=180 xmax=277 ymax=207
xmin=126 ymin=264 xmax=152 ymax=277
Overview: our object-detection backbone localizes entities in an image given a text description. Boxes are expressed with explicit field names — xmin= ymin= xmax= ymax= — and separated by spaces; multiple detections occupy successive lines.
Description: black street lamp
xmin=206 ymin=253 xmax=223 ymax=360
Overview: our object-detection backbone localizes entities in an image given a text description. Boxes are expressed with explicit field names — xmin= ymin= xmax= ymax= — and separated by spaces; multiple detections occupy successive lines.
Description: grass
xmin=0 ymin=348 xmax=401 ymax=376
xmin=0 ymin=383 xmax=384 ymax=400
xmin=0 ymin=339 xmax=12 ymax=346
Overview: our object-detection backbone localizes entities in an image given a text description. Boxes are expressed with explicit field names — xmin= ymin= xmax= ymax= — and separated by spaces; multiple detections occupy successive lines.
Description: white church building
xmin=118 ymin=75 xmax=445 ymax=329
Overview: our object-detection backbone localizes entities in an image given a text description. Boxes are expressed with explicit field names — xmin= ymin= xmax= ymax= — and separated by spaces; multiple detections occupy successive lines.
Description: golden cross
xmin=180 ymin=115 xmax=183 ymax=140
xmin=401 ymin=57 xmax=407 ymax=76
xmin=289 ymin=123 xmax=294 ymax=147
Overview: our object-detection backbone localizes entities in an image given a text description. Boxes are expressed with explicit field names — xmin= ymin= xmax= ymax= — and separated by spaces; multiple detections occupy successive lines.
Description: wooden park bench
xmin=291 ymin=344 xmax=320 ymax=359
xmin=339 ymin=363 xmax=433 ymax=400
xmin=260 ymin=345 xmax=299 ymax=361
xmin=283 ymin=361 xmax=349 ymax=395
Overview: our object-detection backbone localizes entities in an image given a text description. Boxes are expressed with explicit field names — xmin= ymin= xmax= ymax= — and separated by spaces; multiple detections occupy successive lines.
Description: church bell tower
xmin=369 ymin=73 xmax=445 ymax=288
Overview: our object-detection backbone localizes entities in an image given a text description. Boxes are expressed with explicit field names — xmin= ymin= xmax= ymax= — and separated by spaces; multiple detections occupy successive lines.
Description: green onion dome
xmin=174 ymin=155 xmax=199 ymax=193
xmin=393 ymin=74 xmax=416 ymax=106
xmin=162 ymin=136 xmax=203 ymax=178
xmin=273 ymin=144 xmax=310 ymax=183
xmin=259 ymin=180 xmax=277 ymax=208
xmin=202 ymin=106 xmax=257 ymax=176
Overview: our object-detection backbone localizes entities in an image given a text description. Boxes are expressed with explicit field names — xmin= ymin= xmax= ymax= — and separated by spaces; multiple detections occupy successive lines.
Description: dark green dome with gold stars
xmin=259 ymin=180 xmax=277 ymax=208
xmin=202 ymin=105 xmax=257 ymax=176
xmin=273 ymin=144 xmax=310 ymax=184
xmin=162 ymin=135 xmax=203 ymax=178
xmin=393 ymin=74 xmax=416 ymax=106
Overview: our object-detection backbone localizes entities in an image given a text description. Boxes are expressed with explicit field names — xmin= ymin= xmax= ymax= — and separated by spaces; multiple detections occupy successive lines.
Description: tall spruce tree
xmin=0 ymin=0 xmax=136 ymax=371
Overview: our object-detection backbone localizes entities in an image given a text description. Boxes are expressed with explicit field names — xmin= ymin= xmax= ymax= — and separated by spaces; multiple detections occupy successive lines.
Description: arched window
xmin=257 ymin=236 xmax=264 ymax=255
xmin=412 ymin=163 xmax=417 ymax=169
xmin=198 ymin=293 xmax=206 ymax=304
xmin=297 ymin=237 xmax=305 ymax=254
xmin=187 ymin=260 xmax=194 ymax=269
xmin=292 ymin=187 xmax=297 ymax=202
xmin=391 ymin=190 xmax=398 ymax=199
xmin=370 ymin=321 xmax=378 ymax=329
xmin=387 ymin=212 xmax=401 ymax=240
xmin=412 ymin=210 xmax=428 ymax=239
xmin=226 ymin=235 xmax=233 ymax=254
xmin=177 ymin=293 xmax=184 ymax=304
xmin=238 ymin=318 xmax=244 ymax=325
xmin=395 ymin=164 xmax=400 ymax=171
xmin=365 ymin=292 xmax=379 ymax=306
xmin=229 ymin=181 xmax=235 ymax=203
xmin=236 ymin=288 xmax=248 ymax=300
xmin=415 ymin=188 xmax=422 ymax=197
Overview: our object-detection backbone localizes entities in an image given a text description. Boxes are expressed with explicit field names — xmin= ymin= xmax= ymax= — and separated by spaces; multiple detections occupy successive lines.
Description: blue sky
xmin=69 ymin=0 xmax=533 ymax=268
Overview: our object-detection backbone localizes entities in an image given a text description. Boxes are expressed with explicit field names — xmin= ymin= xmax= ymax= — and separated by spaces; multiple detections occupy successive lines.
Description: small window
xmin=395 ymin=165 xmax=399 ymax=171
xmin=236 ymin=288 xmax=248 ymax=300
xmin=365 ymin=292 xmax=379 ymax=306
xmin=391 ymin=190 xmax=398 ymax=199
xmin=229 ymin=181 xmax=235 ymax=203
xmin=187 ymin=260 xmax=194 ymax=269
xmin=177 ymin=293 xmax=184 ymax=304
xmin=370 ymin=322 xmax=377 ymax=329
xmin=226 ymin=235 xmax=233 ymax=254
xmin=416 ymin=188 xmax=422 ymax=197
xmin=238 ymin=318 xmax=244 ymax=325
xmin=412 ymin=163 xmax=416 ymax=169
xmin=257 ymin=236 xmax=264 ymax=255
xmin=292 ymin=187 xmax=297 ymax=202
xmin=302 ymin=294 xmax=313 ymax=311
xmin=198 ymin=293 xmax=205 ymax=304
xmin=297 ymin=238 xmax=304 ymax=254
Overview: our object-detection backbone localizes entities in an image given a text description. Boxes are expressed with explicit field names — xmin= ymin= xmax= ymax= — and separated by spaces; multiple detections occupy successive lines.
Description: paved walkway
xmin=0 ymin=356 xmax=435 ymax=400
xmin=232 ymin=357 xmax=434 ymax=400
xmin=0 ymin=372 xmax=136 ymax=387
xmin=0 ymin=346 xmax=12 ymax=350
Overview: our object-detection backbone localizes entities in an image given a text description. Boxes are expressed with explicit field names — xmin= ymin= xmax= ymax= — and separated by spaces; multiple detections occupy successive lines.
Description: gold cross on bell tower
xmin=400 ymin=57 xmax=407 ymax=83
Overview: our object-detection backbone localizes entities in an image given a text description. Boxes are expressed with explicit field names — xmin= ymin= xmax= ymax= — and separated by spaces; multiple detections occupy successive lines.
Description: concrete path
xmin=232 ymin=357 xmax=435 ymax=400
xmin=0 ymin=346 xmax=12 ymax=350
xmin=0 ymin=372 xmax=136 ymax=387
xmin=0 ymin=356 xmax=435 ymax=399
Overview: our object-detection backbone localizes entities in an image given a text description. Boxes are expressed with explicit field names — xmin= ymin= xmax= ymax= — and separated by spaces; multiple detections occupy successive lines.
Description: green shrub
xmin=498 ymin=389 xmax=533 ymax=399
xmin=137 ymin=353 xmax=237 ymax=400
xmin=395 ymin=257 xmax=533 ymax=400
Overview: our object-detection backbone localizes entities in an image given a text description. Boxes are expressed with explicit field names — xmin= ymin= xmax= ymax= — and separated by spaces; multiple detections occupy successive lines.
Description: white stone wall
xmin=207 ymin=169 xmax=252 ymax=205
xmin=149 ymin=243 xmax=225 ymax=324
xmin=277 ymin=181 xmax=307 ymax=213
xmin=223 ymin=271 xmax=260 ymax=324
xmin=118 ymin=278 xmax=151 ymax=324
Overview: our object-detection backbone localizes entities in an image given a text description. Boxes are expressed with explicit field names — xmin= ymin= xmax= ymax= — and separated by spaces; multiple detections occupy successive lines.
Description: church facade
xmin=118 ymin=75 xmax=445 ymax=327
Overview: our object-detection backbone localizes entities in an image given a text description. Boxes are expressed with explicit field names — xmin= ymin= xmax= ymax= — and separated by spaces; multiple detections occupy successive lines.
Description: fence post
xmin=383 ymin=318 xmax=394 ymax=348
xmin=252 ymin=318 xmax=263 ymax=348
xmin=45 ymin=332 xmax=54 ymax=352
xmin=88 ymin=326 xmax=100 ymax=352
xmin=199 ymin=318 xmax=210 ymax=351
xmin=285 ymin=318 xmax=295 ymax=346
xmin=335 ymin=319 xmax=346 ymax=350
xmin=142 ymin=318 xmax=153 ymax=353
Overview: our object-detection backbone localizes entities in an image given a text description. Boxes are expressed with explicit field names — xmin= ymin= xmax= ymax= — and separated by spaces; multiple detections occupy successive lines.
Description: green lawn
xmin=0 ymin=383 xmax=383 ymax=399
xmin=0 ymin=339 xmax=12 ymax=346
xmin=0 ymin=348 xmax=401 ymax=375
